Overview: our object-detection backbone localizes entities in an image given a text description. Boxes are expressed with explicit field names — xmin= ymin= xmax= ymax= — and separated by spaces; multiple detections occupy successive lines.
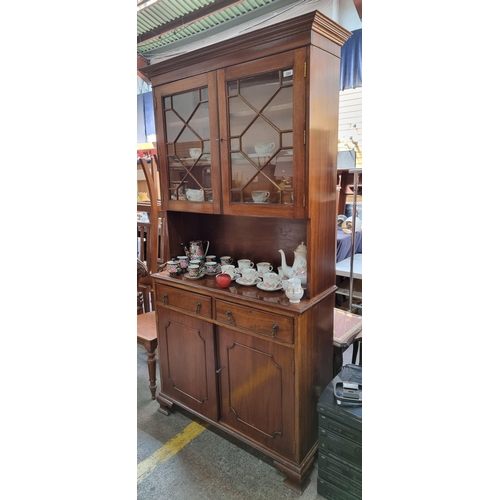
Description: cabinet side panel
xmin=306 ymin=46 xmax=340 ymax=296
xmin=296 ymin=293 xmax=335 ymax=459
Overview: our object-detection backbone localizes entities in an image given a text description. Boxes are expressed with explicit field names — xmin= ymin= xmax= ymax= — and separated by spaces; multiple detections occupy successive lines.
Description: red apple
xmin=215 ymin=273 xmax=232 ymax=288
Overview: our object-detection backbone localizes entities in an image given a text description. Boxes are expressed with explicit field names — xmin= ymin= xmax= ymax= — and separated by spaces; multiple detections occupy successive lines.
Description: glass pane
xmin=227 ymin=67 xmax=294 ymax=206
xmin=172 ymin=91 xmax=198 ymax=122
xmin=228 ymin=95 xmax=256 ymax=137
xmin=240 ymin=71 xmax=281 ymax=112
xmin=190 ymin=102 xmax=210 ymax=138
xmin=163 ymin=86 xmax=212 ymax=203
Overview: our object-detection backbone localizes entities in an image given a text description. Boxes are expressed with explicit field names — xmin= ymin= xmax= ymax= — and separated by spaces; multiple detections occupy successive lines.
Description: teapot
xmin=278 ymin=241 xmax=307 ymax=284
xmin=182 ymin=240 xmax=210 ymax=260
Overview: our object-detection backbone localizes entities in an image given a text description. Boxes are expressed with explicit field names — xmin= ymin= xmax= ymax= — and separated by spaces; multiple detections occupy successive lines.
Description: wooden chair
xmin=137 ymin=313 xmax=158 ymax=400
xmin=137 ymin=258 xmax=158 ymax=399
xmin=333 ymin=308 xmax=362 ymax=376
xmin=137 ymin=157 xmax=161 ymax=399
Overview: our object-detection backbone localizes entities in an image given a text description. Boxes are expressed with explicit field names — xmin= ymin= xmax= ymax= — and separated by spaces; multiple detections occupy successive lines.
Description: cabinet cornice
xmin=141 ymin=10 xmax=351 ymax=81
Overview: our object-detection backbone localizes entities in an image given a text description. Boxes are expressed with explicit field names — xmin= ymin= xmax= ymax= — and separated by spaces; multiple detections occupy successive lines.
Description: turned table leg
xmin=141 ymin=338 xmax=158 ymax=400
xmin=146 ymin=348 xmax=157 ymax=399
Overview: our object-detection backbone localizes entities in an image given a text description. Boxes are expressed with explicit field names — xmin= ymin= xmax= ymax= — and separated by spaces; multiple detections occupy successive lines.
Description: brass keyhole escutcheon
xmin=226 ymin=310 xmax=234 ymax=325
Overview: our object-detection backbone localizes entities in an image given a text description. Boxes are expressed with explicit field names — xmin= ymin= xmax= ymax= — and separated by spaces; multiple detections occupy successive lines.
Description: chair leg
xmin=351 ymin=341 xmax=358 ymax=364
xmin=333 ymin=345 xmax=344 ymax=377
xmin=145 ymin=348 xmax=157 ymax=399
xmin=351 ymin=339 xmax=362 ymax=365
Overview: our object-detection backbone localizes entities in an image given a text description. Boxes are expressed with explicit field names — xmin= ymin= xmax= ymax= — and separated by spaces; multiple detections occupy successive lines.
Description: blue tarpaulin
xmin=339 ymin=28 xmax=362 ymax=91
xmin=137 ymin=91 xmax=155 ymax=142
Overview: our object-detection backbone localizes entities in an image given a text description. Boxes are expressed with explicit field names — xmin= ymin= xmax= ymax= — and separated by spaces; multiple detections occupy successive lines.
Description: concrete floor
xmin=137 ymin=341 xmax=357 ymax=499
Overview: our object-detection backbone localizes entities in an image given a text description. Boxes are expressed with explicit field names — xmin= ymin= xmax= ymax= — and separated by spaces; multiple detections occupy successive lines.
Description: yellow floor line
xmin=138 ymin=420 xmax=209 ymax=484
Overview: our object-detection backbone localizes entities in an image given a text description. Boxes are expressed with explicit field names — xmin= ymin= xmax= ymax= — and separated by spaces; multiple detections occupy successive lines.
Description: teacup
xmin=221 ymin=265 xmax=238 ymax=279
xmin=237 ymin=259 xmax=254 ymax=271
xmin=256 ymin=262 xmax=273 ymax=276
xmin=240 ymin=268 xmax=259 ymax=284
xmin=262 ymin=272 xmax=282 ymax=290
xmin=188 ymin=264 xmax=202 ymax=278
xmin=177 ymin=256 xmax=189 ymax=271
xmin=252 ymin=190 xmax=270 ymax=203
xmin=254 ymin=142 xmax=275 ymax=155
xmin=189 ymin=148 xmax=202 ymax=159
xmin=166 ymin=260 xmax=180 ymax=275
xmin=220 ymin=256 xmax=233 ymax=266
xmin=205 ymin=262 xmax=220 ymax=275
xmin=205 ymin=255 xmax=217 ymax=262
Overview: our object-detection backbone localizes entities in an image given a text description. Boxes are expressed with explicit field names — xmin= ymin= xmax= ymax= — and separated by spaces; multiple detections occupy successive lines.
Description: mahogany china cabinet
xmin=141 ymin=11 xmax=351 ymax=493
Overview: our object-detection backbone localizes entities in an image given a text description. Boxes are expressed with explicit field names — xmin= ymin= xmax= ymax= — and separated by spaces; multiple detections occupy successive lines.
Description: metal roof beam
xmin=139 ymin=0 xmax=300 ymax=59
xmin=137 ymin=0 xmax=247 ymax=44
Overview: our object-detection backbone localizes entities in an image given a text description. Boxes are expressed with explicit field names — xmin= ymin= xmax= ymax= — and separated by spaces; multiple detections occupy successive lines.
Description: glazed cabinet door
xmin=218 ymin=48 xmax=307 ymax=218
xmin=217 ymin=326 xmax=296 ymax=460
xmin=154 ymin=72 xmax=222 ymax=214
xmin=157 ymin=307 xmax=219 ymax=421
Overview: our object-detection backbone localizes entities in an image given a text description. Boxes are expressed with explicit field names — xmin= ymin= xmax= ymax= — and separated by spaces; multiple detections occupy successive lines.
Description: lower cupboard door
xmin=158 ymin=308 xmax=218 ymax=421
xmin=217 ymin=327 xmax=295 ymax=460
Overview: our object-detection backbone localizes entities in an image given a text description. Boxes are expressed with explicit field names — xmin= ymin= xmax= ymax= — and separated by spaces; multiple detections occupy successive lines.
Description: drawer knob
xmin=225 ymin=310 xmax=235 ymax=325
xmin=195 ymin=302 xmax=201 ymax=314
xmin=162 ymin=293 xmax=168 ymax=305
xmin=272 ymin=323 xmax=279 ymax=337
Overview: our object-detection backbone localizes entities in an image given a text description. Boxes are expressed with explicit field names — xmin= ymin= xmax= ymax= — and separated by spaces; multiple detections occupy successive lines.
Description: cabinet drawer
xmin=156 ymin=284 xmax=212 ymax=319
xmin=215 ymin=300 xmax=293 ymax=344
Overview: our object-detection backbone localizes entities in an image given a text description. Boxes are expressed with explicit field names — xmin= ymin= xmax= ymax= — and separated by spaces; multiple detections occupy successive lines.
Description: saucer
xmin=206 ymin=266 xmax=221 ymax=275
xmin=236 ymin=277 xmax=262 ymax=287
xmin=184 ymin=269 xmax=207 ymax=280
xmin=256 ymin=282 xmax=283 ymax=292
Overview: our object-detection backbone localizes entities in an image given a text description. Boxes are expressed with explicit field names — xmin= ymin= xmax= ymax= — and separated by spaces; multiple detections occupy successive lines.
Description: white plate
xmin=236 ymin=277 xmax=262 ymax=287
xmin=256 ymin=282 xmax=283 ymax=292
xmin=252 ymin=201 xmax=269 ymax=204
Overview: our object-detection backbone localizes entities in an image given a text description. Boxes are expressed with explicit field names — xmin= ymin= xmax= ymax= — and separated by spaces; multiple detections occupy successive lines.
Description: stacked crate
xmin=317 ymin=379 xmax=362 ymax=499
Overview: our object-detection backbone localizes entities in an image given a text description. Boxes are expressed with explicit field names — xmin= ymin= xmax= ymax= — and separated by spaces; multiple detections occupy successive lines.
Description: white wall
xmin=329 ymin=0 xmax=362 ymax=31
xmin=338 ymin=87 xmax=362 ymax=168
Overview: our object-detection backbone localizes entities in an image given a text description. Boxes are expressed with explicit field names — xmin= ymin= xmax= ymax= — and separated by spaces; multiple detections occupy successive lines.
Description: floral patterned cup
xmin=177 ymin=256 xmax=189 ymax=272
xmin=166 ymin=260 xmax=180 ymax=275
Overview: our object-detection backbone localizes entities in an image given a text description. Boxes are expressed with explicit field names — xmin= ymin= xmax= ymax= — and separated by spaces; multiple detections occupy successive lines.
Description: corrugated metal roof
xmin=137 ymin=0 xmax=280 ymax=57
